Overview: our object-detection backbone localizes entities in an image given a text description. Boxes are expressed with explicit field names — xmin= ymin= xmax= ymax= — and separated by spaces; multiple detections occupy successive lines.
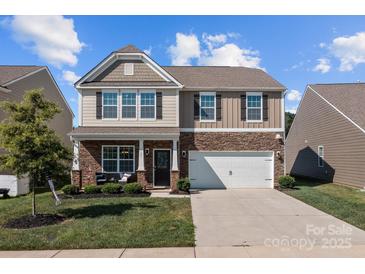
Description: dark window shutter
xmin=216 ymin=94 xmax=222 ymax=121
xmin=156 ymin=92 xmax=163 ymax=119
xmin=240 ymin=94 xmax=246 ymax=121
xmin=263 ymin=94 xmax=269 ymax=121
xmin=96 ymin=92 xmax=102 ymax=119
xmin=194 ymin=94 xmax=200 ymax=120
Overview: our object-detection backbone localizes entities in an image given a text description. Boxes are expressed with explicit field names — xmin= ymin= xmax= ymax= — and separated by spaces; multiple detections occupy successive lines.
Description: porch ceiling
xmin=68 ymin=126 xmax=180 ymax=140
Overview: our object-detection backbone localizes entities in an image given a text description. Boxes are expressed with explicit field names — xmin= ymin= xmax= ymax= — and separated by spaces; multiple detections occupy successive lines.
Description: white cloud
xmin=319 ymin=42 xmax=326 ymax=48
xmin=199 ymin=43 xmax=262 ymax=68
xmin=144 ymin=46 xmax=152 ymax=56
xmin=69 ymin=96 xmax=77 ymax=103
xmin=287 ymin=89 xmax=302 ymax=102
xmin=286 ymin=107 xmax=297 ymax=114
xmin=168 ymin=33 xmax=201 ymax=66
xmin=330 ymin=32 xmax=365 ymax=71
xmin=168 ymin=32 xmax=263 ymax=69
xmin=62 ymin=70 xmax=80 ymax=86
xmin=4 ymin=16 xmax=85 ymax=68
xmin=313 ymin=58 xmax=331 ymax=74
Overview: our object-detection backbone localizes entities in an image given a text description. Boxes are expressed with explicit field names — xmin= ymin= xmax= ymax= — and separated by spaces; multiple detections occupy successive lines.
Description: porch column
xmin=137 ymin=139 xmax=145 ymax=171
xmin=72 ymin=140 xmax=80 ymax=170
xmin=172 ymin=139 xmax=179 ymax=171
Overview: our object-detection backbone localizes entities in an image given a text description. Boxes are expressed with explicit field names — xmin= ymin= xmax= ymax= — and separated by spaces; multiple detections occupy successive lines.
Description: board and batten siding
xmin=180 ymin=91 xmax=282 ymax=128
xmin=286 ymin=89 xmax=365 ymax=188
xmin=81 ymin=89 xmax=178 ymax=127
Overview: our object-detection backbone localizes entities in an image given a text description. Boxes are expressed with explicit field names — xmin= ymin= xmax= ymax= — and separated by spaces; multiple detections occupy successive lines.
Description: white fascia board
xmin=180 ymin=128 xmax=285 ymax=133
xmin=308 ymin=85 xmax=365 ymax=135
xmin=78 ymin=86 xmax=181 ymax=90
xmin=75 ymin=52 xmax=183 ymax=89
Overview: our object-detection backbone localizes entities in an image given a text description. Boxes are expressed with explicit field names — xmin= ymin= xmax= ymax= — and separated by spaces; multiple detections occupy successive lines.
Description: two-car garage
xmin=188 ymin=151 xmax=274 ymax=189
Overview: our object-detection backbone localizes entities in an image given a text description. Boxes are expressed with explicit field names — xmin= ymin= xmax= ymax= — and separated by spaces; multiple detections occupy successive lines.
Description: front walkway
xmin=1 ymin=246 xmax=365 ymax=258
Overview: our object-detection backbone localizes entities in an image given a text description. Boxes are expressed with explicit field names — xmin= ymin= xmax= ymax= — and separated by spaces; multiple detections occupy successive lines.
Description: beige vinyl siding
xmin=180 ymin=91 xmax=282 ymax=128
xmin=286 ymin=89 xmax=365 ymax=188
xmin=94 ymin=60 xmax=165 ymax=82
xmin=82 ymin=89 xmax=178 ymax=127
xmin=0 ymin=69 xmax=73 ymax=147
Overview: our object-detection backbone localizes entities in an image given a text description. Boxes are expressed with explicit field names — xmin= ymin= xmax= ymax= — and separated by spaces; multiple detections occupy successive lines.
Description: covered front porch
xmin=69 ymin=127 xmax=180 ymax=191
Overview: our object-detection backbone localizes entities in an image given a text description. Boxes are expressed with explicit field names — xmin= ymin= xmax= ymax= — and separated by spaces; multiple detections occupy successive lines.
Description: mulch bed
xmin=59 ymin=192 xmax=151 ymax=200
xmin=3 ymin=214 xmax=65 ymax=229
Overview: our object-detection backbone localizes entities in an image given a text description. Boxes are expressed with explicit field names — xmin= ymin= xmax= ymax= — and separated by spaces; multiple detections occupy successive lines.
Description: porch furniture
xmin=96 ymin=172 xmax=107 ymax=185
xmin=118 ymin=173 xmax=132 ymax=184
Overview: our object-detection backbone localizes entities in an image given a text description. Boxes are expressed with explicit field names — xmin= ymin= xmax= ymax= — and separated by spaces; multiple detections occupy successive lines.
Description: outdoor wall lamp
xmin=181 ymin=150 xmax=187 ymax=158
xmin=145 ymin=148 xmax=149 ymax=156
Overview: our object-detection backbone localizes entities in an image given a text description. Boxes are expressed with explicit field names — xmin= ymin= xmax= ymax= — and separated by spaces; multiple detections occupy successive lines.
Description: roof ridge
xmin=309 ymin=82 xmax=365 ymax=86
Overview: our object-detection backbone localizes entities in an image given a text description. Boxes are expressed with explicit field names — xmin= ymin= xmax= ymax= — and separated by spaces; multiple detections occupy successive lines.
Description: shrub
xmin=61 ymin=184 xmax=79 ymax=195
xmin=123 ymin=182 xmax=143 ymax=194
xmin=84 ymin=185 xmax=102 ymax=194
xmin=101 ymin=183 xmax=122 ymax=194
xmin=279 ymin=175 xmax=296 ymax=189
xmin=177 ymin=177 xmax=190 ymax=192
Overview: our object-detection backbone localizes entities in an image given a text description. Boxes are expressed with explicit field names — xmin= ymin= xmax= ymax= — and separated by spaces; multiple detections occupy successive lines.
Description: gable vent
xmin=124 ymin=63 xmax=134 ymax=75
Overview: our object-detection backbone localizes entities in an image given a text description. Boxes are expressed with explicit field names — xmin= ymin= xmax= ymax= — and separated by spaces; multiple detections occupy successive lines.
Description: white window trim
xmin=102 ymin=145 xmax=135 ymax=173
xmin=200 ymin=91 xmax=216 ymax=122
xmin=120 ymin=90 xmax=137 ymax=120
xmin=124 ymin=63 xmax=134 ymax=76
xmin=102 ymin=90 xmax=119 ymax=120
xmin=246 ymin=92 xmax=263 ymax=123
xmin=139 ymin=89 xmax=157 ymax=121
xmin=318 ymin=145 xmax=324 ymax=168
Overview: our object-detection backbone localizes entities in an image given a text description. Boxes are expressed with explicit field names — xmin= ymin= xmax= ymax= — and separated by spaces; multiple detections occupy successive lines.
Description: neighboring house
xmin=70 ymin=45 xmax=286 ymax=190
xmin=286 ymin=83 xmax=365 ymax=188
xmin=0 ymin=66 xmax=74 ymax=195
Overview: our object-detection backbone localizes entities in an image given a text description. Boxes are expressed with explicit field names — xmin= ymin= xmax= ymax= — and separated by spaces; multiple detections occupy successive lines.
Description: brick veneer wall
xmin=79 ymin=140 xmax=139 ymax=186
xmin=179 ymin=132 xmax=284 ymax=186
xmin=78 ymin=140 xmax=174 ymax=187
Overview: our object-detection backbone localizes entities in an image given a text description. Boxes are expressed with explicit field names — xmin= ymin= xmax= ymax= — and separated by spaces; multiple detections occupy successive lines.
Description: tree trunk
xmin=31 ymin=178 xmax=36 ymax=216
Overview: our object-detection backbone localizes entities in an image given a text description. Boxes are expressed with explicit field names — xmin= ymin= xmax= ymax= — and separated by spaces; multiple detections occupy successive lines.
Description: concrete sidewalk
xmin=0 ymin=245 xmax=364 ymax=258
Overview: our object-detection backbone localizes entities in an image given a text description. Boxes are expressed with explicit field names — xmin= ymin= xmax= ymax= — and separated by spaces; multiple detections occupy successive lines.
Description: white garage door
xmin=189 ymin=151 xmax=274 ymax=189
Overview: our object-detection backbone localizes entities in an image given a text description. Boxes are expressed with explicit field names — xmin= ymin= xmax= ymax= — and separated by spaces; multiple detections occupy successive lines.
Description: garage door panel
xmin=189 ymin=151 xmax=273 ymax=189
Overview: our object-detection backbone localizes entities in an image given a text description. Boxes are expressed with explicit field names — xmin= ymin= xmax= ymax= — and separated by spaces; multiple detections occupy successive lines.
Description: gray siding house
xmin=70 ymin=45 xmax=286 ymax=191
xmin=286 ymin=83 xmax=365 ymax=188
xmin=0 ymin=66 xmax=74 ymax=195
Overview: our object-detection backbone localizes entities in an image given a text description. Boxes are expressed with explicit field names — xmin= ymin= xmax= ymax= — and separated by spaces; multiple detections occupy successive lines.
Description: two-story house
xmin=0 ymin=65 xmax=73 ymax=196
xmin=69 ymin=45 xmax=286 ymax=191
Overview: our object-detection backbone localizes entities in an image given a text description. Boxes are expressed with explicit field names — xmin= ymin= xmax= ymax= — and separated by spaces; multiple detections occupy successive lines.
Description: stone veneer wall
xmin=179 ymin=132 xmax=284 ymax=186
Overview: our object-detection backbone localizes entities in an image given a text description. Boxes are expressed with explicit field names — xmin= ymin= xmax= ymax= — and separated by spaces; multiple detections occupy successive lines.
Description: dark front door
xmin=154 ymin=150 xmax=171 ymax=187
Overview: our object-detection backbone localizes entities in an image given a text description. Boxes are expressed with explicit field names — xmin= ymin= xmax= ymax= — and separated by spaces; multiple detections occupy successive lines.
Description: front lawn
xmin=283 ymin=178 xmax=365 ymax=230
xmin=0 ymin=192 xmax=194 ymax=250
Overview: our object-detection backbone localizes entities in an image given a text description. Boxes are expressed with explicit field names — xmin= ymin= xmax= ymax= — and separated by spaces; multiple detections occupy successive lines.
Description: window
xmin=318 ymin=145 xmax=324 ymax=167
xmin=124 ymin=63 xmax=134 ymax=75
xmin=200 ymin=92 xmax=216 ymax=121
xmin=140 ymin=91 xmax=156 ymax=119
xmin=102 ymin=92 xmax=118 ymax=119
xmin=247 ymin=92 xmax=262 ymax=121
xmin=121 ymin=91 xmax=137 ymax=119
xmin=102 ymin=146 xmax=135 ymax=173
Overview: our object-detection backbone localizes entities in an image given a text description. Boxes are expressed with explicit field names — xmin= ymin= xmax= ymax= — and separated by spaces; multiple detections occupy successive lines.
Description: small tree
xmin=0 ymin=89 xmax=72 ymax=216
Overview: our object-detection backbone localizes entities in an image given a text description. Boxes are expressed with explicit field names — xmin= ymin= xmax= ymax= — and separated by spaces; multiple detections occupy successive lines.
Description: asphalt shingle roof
xmin=0 ymin=66 xmax=44 ymax=86
xmin=309 ymin=83 xmax=365 ymax=130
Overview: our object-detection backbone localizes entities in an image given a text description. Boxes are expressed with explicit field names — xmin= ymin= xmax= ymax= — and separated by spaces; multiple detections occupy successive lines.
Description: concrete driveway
xmin=191 ymin=189 xmax=365 ymax=251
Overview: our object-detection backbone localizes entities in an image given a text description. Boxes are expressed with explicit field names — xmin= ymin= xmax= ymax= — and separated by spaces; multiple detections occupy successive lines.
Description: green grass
xmin=283 ymin=178 xmax=365 ymax=230
xmin=0 ymin=192 xmax=194 ymax=250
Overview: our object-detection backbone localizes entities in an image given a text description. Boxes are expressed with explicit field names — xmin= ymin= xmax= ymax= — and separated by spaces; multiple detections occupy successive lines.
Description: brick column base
xmin=136 ymin=170 xmax=148 ymax=189
xmin=71 ymin=170 xmax=82 ymax=188
xmin=170 ymin=170 xmax=180 ymax=193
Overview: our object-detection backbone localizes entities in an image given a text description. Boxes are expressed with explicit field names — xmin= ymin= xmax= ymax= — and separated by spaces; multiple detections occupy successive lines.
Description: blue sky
xmin=1 ymin=16 xmax=365 ymax=124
